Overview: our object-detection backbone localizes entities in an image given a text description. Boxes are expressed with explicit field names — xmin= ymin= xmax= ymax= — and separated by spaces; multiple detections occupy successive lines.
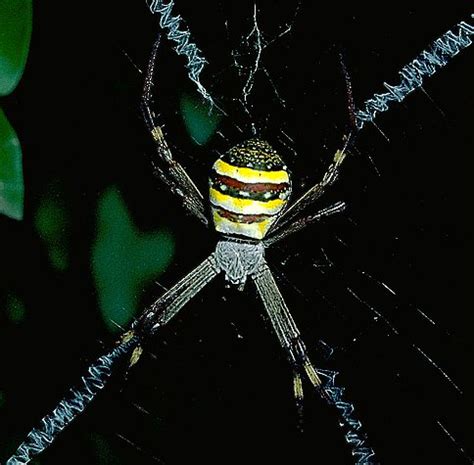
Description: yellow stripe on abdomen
xmin=213 ymin=159 xmax=289 ymax=184
xmin=209 ymin=188 xmax=285 ymax=215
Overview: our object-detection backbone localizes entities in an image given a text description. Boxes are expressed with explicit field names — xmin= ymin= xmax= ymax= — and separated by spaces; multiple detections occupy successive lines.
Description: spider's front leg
xmin=273 ymin=141 xmax=350 ymax=232
xmin=268 ymin=56 xmax=356 ymax=239
xmin=272 ymin=17 xmax=474 ymax=241
xmin=141 ymin=35 xmax=209 ymax=226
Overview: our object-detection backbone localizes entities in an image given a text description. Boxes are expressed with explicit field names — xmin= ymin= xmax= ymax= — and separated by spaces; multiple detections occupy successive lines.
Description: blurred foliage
xmin=92 ymin=187 xmax=174 ymax=332
xmin=90 ymin=433 xmax=116 ymax=465
xmin=0 ymin=0 xmax=32 ymax=96
xmin=5 ymin=293 xmax=26 ymax=324
xmin=34 ymin=183 xmax=70 ymax=271
xmin=180 ymin=92 xmax=221 ymax=145
xmin=0 ymin=0 xmax=32 ymax=220
xmin=0 ymin=108 xmax=23 ymax=220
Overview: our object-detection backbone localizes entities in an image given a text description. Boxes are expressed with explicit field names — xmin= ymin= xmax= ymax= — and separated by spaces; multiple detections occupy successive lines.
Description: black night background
xmin=1 ymin=2 xmax=472 ymax=464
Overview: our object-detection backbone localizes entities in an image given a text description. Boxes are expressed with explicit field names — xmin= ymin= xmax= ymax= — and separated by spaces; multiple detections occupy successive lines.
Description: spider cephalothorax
xmin=209 ymin=138 xmax=292 ymax=240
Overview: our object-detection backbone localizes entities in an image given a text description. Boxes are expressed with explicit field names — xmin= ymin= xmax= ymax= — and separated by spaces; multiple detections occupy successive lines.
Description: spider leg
xmin=264 ymin=201 xmax=346 ymax=247
xmin=7 ymin=254 xmax=220 ymax=465
xmin=252 ymin=262 xmax=330 ymax=401
xmin=339 ymin=52 xmax=357 ymax=129
xmin=292 ymin=368 xmax=305 ymax=430
xmin=252 ymin=263 xmax=377 ymax=463
xmin=141 ymin=34 xmax=209 ymax=226
xmin=271 ymin=19 xmax=474 ymax=236
xmin=270 ymin=57 xmax=357 ymax=234
xmin=135 ymin=253 xmax=219 ymax=334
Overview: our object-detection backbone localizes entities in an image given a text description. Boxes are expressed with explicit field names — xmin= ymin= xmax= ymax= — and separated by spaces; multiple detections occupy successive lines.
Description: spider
xmin=137 ymin=32 xmax=351 ymax=393
xmin=7 ymin=10 xmax=473 ymax=465
xmin=6 ymin=34 xmax=367 ymax=465
xmin=124 ymin=32 xmax=354 ymax=436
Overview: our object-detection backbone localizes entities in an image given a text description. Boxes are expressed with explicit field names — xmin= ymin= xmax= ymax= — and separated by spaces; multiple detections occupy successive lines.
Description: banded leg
xmin=252 ymin=262 xmax=377 ymax=463
xmin=264 ymin=201 xmax=346 ymax=246
xmin=142 ymin=35 xmax=208 ymax=226
xmin=252 ymin=262 xmax=329 ymax=403
xmin=7 ymin=254 xmax=220 ymax=465
xmin=270 ymin=56 xmax=357 ymax=234
xmin=271 ymin=18 xmax=474 ymax=238
xmin=135 ymin=254 xmax=219 ymax=333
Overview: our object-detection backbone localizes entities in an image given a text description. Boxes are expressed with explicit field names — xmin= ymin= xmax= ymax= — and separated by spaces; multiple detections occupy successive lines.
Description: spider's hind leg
xmin=252 ymin=262 xmax=330 ymax=403
xmin=252 ymin=262 xmax=377 ymax=463
xmin=292 ymin=368 xmax=305 ymax=430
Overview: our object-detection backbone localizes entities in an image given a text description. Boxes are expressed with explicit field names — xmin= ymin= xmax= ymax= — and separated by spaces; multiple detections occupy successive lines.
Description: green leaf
xmin=0 ymin=0 xmax=32 ymax=96
xmin=92 ymin=187 xmax=175 ymax=331
xmin=0 ymin=107 xmax=23 ymax=220
xmin=180 ymin=92 xmax=222 ymax=145
xmin=6 ymin=293 xmax=26 ymax=323
xmin=34 ymin=184 xmax=70 ymax=271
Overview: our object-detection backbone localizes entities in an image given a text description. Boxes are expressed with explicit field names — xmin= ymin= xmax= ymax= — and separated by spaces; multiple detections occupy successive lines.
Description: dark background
xmin=1 ymin=2 xmax=473 ymax=464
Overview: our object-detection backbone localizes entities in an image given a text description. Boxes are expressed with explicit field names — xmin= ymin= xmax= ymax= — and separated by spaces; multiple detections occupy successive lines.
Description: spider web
xmin=2 ymin=3 xmax=472 ymax=465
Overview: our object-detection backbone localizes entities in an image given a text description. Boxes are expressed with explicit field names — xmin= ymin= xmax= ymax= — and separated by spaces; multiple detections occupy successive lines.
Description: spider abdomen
xmin=210 ymin=139 xmax=291 ymax=240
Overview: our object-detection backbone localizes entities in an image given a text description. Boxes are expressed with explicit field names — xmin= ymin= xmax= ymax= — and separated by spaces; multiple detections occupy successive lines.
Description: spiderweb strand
xmin=317 ymin=369 xmax=377 ymax=464
xmin=147 ymin=0 xmax=215 ymax=107
xmin=6 ymin=337 xmax=139 ymax=465
xmin=356 ymin=18 xmax=474 ymax=129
